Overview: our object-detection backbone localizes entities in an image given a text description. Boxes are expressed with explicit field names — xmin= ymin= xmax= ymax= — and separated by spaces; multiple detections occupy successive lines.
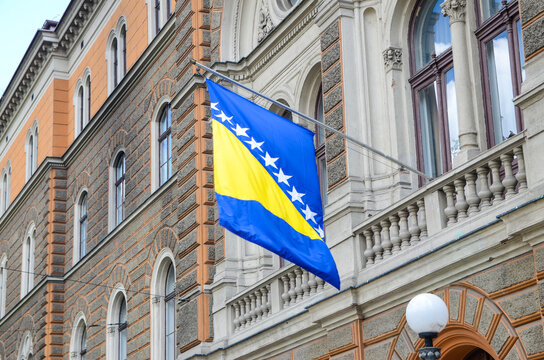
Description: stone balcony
xmin=204 ymin=131 xmax=543 ymax=355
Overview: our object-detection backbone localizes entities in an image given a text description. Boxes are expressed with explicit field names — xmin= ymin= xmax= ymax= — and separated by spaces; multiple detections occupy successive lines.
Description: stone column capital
xmin=440 ymin=0 xmax=467 ymax=24
xmin=383 ymin=47 xmax=403 ymax=71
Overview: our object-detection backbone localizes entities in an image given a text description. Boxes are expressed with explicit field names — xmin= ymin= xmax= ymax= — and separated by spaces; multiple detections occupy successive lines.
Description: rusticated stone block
xmin=324 ymin=86 xmax=342 ymax=113
xmin=327 ymin=155 xmax=346 ymax=187
xmin=325 ymin=105 xmax=344 ymax=135
xmin=363 ymin=306 xmax=405 ymax=340
xmin=464 ymin=294 xmax=479 ymax=325
xmin=363 ymin=340 xmax=392 ymax=360
xmin=520 ymin=0 xmax=544 ymax=24
xmin=323 ymin=63 xmax=342 ymax=93
xmin=538 ymin=281 xmax=544 ymax=308
xmin=522 ymin=16 xmax=544 ymax=58
xmin=478 ymin=304 xmax=494 ymax=337
xmin=534 ymin=245 xmax=544 ymax=273
xmin=449 ymin=290 xmax=460 ymax=321
xmin=498 ymin=290 xmax=540 ymax=320
xmin=332 ymin=351 xmax=355 ymax=360
xmin=491 ymin=322 xmax=510 ymax=354
xmin=504 ymin=346 xmax=521 ymax=360
xmin=326 ymin=135 xmax=345 ymax=162
xmin=293 ymin=337 xmax=328 ymax=359
xmin=177 ymin=298 xmax=199 ymax=348
xmin=321 ymin=21 xmax=339 ymax=51
xmin=518 ymin=324 xmax=544 ymax=355
xmin=322 ymin=42 xmax=341 ymax=72
xmin=467 ymin=256 xmax=534 ymax=294
xmin=327 ymin=324 xmax=353 ymax=351
xmin=395 ymin=335 xmax=412 ymax=360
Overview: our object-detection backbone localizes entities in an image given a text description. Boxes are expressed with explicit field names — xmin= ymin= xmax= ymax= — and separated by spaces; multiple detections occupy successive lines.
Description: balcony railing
xmin=217 ymin=133 xmax=529 ymax=337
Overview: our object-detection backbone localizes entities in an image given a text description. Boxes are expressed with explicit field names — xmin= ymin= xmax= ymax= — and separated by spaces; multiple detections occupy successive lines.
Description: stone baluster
xmin=316 ymin=276 xmax=325 ymax=291
xmin=465 ymin=172 xmax=480 ymax=215
xmin=500 ymin=153 xmax=517 ymax=198
xmin=417 ymin=199 xmax=428 ymax=240
xmin=443 ymin=185 xmax=458 ymax=225
xmin=389 ymin=215 xmax=401 ymax=253
xmin=260 ymin=286 xmax=269 ymax=317
xmin=280 ymin=274 xmax=290 ymax=307
xmin=249 ymin=293 xmax=257 ymax=324
xmin=294 ymin=268 xmax=303 ymax=302
xmin=476 ymin=166 xmax=492 ymax=209
xmin=233 ymin=302 xmax=241 ymax=331
xmin=454 ymin=178 xmax=468 ymax=219
xmin=513 ymin=146 xmax=527 ymax=191
xmin=265 ymin=284 xmax=271 ymax=316
xmin=255 ymin=291 xmax=263 ymax=321
xmin=407 ymin=204 xmax=421 ymax=244
xmin=243 ymin=296 xmax=251 ymax=327
xmin=398 ymin=209 xmax=411 ymax=249
xmin=363 ymin=230 xmax=375 ymax=266
xmin=288 ymin=271 xmax=297 ymax=305
xmin=489 ymin=159 xmax=504 ymax=204
xmin=308 ymin=273 xmax=317 ymax=294
xmin=380 ymin=219 xmax=392 ymax=258
xmin=372 ymin=224 xmax=383 ymax=262
xmin=302 ymin=270 xmax=310 ymax=299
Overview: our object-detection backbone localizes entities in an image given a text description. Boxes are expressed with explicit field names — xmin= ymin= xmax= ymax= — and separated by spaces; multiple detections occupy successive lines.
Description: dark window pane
xmin=414 ymin=0 xmax=452 ymax=69
xmin=418 ymin=82 xmax=442 ymax=178
xmin=480 ymin=0 xmax=503 ymax=21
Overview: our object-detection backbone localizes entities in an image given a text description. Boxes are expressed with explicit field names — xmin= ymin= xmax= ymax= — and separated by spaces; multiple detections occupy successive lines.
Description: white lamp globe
xmin=406 ymin=293 xmax=449 ymax=335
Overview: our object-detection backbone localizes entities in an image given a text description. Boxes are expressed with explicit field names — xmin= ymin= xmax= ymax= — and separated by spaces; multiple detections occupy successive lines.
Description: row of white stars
xmin=211 ymin=102 xmax=324 ymax=238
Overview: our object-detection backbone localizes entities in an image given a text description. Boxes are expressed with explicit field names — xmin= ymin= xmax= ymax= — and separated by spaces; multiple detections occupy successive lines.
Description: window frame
xmin=475 ymin=0 xmax=524 ymax=148
xmin=158 ymin=104 xmax=172 ymax=186
xmin=107 ymin=286 xmax=128 ymax=360
xmin=21 ymin=225 xmax=35 ymax=298
xmin=73 ymin=189 xmax=89 ymax=265
xmin=115 ymin=153 xmax=126 ymax=227
xmin=0 ymin=254 xmax=6 ymax=318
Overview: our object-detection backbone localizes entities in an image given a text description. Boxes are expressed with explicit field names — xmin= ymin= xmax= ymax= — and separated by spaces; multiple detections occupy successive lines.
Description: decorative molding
xmin=0 ymin=0 xmax=99 ymax=138
xmin=257 ymin=0 xmax=274 ymax=43
xmin=440 ymin=0 xmax=467 ymax=24
xmin=383 ymin=47 xmax=403 ymax=71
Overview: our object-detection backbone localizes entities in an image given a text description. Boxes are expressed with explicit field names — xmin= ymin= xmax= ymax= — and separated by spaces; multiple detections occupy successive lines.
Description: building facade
xmin=0 ymin=0 xmax=543 ymax=359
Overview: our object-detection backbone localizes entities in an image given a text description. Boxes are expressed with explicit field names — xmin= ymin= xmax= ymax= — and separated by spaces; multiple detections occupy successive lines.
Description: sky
xmin=0 ymin=0 xmax=71 ymax=97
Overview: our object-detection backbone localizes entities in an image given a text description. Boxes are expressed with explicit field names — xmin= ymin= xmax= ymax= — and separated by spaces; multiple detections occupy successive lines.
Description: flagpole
xmin=192 ymin=60 xmax=433 ymax=181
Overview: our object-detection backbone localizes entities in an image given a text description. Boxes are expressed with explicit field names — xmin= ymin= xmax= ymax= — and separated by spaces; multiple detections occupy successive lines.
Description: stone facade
xmin=0 ymin=0 xmax=543 ymax=360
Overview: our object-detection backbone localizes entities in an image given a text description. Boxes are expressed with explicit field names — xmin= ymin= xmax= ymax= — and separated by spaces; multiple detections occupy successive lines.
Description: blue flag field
xmin=206 ymin=79 xmax=340 ymax=290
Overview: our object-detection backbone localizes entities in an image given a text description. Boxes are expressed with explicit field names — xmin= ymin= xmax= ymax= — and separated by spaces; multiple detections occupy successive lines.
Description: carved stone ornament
xmin=440 ymin=0 xmax=467 ymax=24
xmin=383 ymin=47 xmax=403 ymax=71
xmin=257 ymin=1 xmax=274 ymax=43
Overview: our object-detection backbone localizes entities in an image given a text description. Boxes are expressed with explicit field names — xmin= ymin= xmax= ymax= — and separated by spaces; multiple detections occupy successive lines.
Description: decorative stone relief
xmin=440 ymin=0 xmax=467 ymax=24
xmin=383 ymin=47 xmax=403 ymax=71
xmin=257 ymin=1 xmax=274 ymax=43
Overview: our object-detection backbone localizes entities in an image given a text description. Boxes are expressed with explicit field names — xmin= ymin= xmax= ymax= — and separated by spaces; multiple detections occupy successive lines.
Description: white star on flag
xmin=260 ymin=152 xmax=278 ymax=169
xmin=217 ymin=111 xmax=233 ymax=124
xmin=232 ymin=124 xmax=250 ymax=137
xmin=315 ymin=225 xmax=324 ymax=238
xmin=287 ymin=186 xmax=305 ymax=204
xmin=211 ymin=102 xmax=219 ymax=111
xmin=302 ymin=205 xmax=317 ymax=223
xmin=245 ymin=137 xmax=264 ymax=152
xmin=273 ymin=168 xmax=292 ymax=186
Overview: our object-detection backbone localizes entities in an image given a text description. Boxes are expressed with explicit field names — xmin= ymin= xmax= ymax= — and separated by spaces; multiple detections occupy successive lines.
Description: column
xmin=441 ymin=0 xmax=480 ymax=165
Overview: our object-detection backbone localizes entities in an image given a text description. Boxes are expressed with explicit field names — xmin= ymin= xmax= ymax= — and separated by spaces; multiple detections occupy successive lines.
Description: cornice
xmin=0 ymin=0 xmax=100 ymax=138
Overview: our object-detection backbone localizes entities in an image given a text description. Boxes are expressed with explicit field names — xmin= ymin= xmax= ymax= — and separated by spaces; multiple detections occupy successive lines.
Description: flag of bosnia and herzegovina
xmin=206 ymin=79 xmax=340 ymax=290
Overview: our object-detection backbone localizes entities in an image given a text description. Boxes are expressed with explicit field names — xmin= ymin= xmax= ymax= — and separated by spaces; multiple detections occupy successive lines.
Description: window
xmin=115 ymin=153 xmax=125 ymax=227
xmin=107 ymin=287 xmax=128 ymax=360
xmin=151 ymin=251 xmax=176 ymax=360
xmin=25 ymin=122 xmax=38 ymax=181
xmin=1 ymin=165 xmax=9 ymax=214
xmin=21 ymin=225 xmax=35 ymax=298
xmin=476 ymin=0 xmax=524 ymax=147
xmin=74 ymin=190 xmax=88 ymax=264
xmin=155 ymin=0 xmax=161 ymax=34
xmin=0 ymin=255 xmax=6 ymax=318
xmin=159 ymin=105 xmax=172 ymax=186
xmin=86 ymin=75 xmax=91 ymax=124
xmin=17 ymin=331 xmax=33 ymax=360
xmin=112 ymin=38 xmax=119 ymax=88
xmin=410 ymin=0 xmax=458 ymax=178
xmin=107 ymin=19 xmax=127 ymax=93
xmin=71 ymin=315 xmax=87 ymax=360
xmin=148 ymin=0 xmax=172 ymax=40
xmin=75 ymin=71 xmax=91 ymax=137
xmin=120 ymin=25 xmax=127 ymax=77
xmin=314 ymin=86 xmax=326 ymax=205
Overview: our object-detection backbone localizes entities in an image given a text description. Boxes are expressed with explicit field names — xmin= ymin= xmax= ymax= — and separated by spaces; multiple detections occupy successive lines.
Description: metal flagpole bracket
xmin=191 ymin=59 xmax=433 ymax=181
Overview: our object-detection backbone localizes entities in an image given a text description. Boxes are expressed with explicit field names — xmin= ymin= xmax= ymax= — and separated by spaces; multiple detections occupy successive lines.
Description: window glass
xmin=2 ymin=174 xmax=7 ymax=211
xmin=480 ymin=0 xmax=503 ymax=21
xmin=79 ymin=86 xmax=84 ymax=130
xmin=517 ymin=21 xmax=525 ymax=82
xmin=80 ymin=325 xmax=87 ymax=360
xmin=418 ymin=82 xmax=442 ymax=178
xmin=80 ymin=193 xmax=88 ymax=259
xmin=414 ymin=0 xmax=452 ymax=69
xmin=29 ymin=135 xmax=34 ymax=175
xmin=445 ymin=68 xmax=459 ymax=158
xmin=159 ymin=106 xmax=172 ymax=185
xmin=155 ymin=0 xmax=161 ymax=33
xmin=86 ymin=77 xmax=91 ymax=124
xmin=115 ymin=154 xmax=125 ymax=226
xmin=112 ymin=38 xmax=118 ymax=87
xmin=121 ymin=26 xmax=127 ymax=76
xmin=486 ymin=31 xmax=516 ymax=144
xmin=165 ymin=263 xmax=175 ymax=359
xmin=119 ymin=297 xmax=127 ymax=360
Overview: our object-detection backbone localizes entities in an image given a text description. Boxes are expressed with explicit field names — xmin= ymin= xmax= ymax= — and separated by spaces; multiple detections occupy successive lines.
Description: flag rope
xmin=192 ymin=60 xmax=432 ymax=181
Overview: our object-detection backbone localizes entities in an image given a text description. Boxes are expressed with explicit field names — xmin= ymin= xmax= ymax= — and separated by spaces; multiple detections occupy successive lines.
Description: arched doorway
xmin=464 ymin=349 xmax=494 ymax=360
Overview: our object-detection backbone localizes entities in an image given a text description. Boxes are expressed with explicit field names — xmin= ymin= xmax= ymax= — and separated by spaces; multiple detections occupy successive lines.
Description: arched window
xmin=120 ymin=25 xmax=127 ymax=77
xmin=74 ymin=190 xmax=88 ymax=264
xmin=115 ymin=153 xmax=125 ymax=227
xmin=70 ymin=315 xmax=87 ymax=360
xmin=107 ymin=287 xmax=128 ymax=360
xmin=78 ymin=85 xmax=84 ymax=130
xmin=1 ymin=168 xmax=9 ymax=214
xmin=159 ymin=105 xmax=172 ymax=186
xmin=0 ymin=255 xmax=6 ymax=318
xmin=151 ymin=251 xmax=176 ymax=360
xmin=149 ymin=0 xmax=171 ymax=40
xmin=112 ymin=38 xmax=119 ymax=88
xmin=155 ymin=0 xmax=161 ymax=34
xmin=314 ymin=85 xmax=326 ymax=205
xmin=25 ymin=123 xmax=39 ymax=181
xmin=17 ymin=331 xmax=33 ymax=360
xmin=476 ymin=0 xmax=524 ymax=147
xmin=21 ymin=226 xmax=35 ymax=298
xmin=85 ymin=75 xmax=91 ymax=125
xmin=410 ymin=0 xmax=458 ymax=178
xmin=28 ymin=135 xmax=34 ymax=180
